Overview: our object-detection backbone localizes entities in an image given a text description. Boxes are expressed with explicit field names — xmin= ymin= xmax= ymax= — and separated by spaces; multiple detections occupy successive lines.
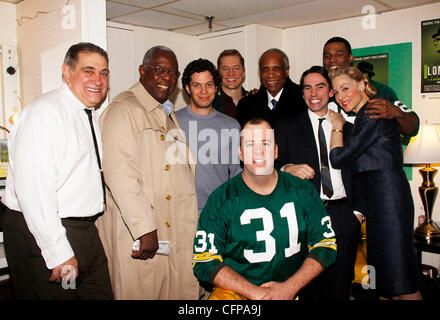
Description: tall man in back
xmin=176 ymin=58 xmax=241 ymax=215
xmin=2 ymin=42 xmax=113 ymax=299
xmin=96 ymin=46 xmax=199 ymax=299
xmin=276 ymin=66 xmax=361 ymax=300
xmin=323 ymin=36 xmax=419 ymax=138
xmin=237 ymin=48 xmax=307 ymax=127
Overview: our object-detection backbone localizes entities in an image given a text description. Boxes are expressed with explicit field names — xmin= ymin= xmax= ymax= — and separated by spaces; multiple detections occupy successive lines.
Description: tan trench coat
xmin=95 ymin=82 xmax=199 ymax=299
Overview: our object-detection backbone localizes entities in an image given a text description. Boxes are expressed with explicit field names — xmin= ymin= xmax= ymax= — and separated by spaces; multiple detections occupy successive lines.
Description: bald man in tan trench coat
xmin=95 ymin=46 xmax=199 ymax=299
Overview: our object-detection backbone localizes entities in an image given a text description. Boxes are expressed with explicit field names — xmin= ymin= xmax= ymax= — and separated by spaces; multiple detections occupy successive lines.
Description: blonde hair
xmin=328 ymin=66 xmax=377 ymax=99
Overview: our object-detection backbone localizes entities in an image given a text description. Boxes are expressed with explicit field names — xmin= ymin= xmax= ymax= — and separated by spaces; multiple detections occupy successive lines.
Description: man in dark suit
xmin=237 ymin=48 xmax=307 ymax=127
xmin=275 ymin=66 xmax=361 ymax=300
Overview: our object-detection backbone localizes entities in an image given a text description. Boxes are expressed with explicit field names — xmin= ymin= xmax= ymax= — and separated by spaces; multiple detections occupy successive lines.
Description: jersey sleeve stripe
xmin=308 ymin=238 xmax=337 ymax=252
xmin=192 ymin=252 xmax=224 ymax=267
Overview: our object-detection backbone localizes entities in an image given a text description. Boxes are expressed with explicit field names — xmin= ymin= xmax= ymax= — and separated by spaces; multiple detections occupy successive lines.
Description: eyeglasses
xmin=144 ymin=65 xmax=180 ymax=79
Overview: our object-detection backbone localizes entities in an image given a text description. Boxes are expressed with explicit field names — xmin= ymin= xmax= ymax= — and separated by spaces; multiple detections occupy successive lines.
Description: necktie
xmin=271 ymin=99 xmax=277 ymax=110
xmin=318 ymin=118 xmax=333 ymax=198
xmin=84 ymin=108 xmax=106 ymax=204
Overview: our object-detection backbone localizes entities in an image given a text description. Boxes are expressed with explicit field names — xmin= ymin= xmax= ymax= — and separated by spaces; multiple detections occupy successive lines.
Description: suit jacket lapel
xmin=302 ymin=112 xmax=321 ymax=191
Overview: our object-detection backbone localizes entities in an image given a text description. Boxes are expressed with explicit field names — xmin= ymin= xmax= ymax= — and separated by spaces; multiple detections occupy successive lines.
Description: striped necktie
xmin=271 ymin=99 xmax=277 ymax=110
xmin=318 ymin=118 xmax=333 ymax=198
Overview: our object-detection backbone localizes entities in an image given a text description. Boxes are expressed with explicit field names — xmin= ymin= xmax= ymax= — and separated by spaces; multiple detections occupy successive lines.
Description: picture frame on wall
xmin=421 ymin=18 xmax=440 ymax=93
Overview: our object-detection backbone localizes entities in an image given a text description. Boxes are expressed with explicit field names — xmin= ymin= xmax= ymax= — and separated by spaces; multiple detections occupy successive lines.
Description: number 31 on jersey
xmin=194 ymin=202 xmax=335 ymax=264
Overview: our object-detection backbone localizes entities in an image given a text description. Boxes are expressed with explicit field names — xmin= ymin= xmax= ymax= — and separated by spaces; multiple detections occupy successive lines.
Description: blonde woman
xmin=327 ymin=66 xmax=422 ymax=300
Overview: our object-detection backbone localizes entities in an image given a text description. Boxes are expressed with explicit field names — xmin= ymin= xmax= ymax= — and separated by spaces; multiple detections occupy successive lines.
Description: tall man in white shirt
xmin=1 ymin=42 xmax=113 ymax=299
xmin=275 ymin=66 xmax=361 ymax=300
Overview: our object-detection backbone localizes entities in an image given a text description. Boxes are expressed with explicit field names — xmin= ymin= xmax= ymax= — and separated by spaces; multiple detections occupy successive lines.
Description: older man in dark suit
xmin=237 ymin=48 xmax=307 ymax=127
xmin=275 ymin=66 xmax=361 ymax=300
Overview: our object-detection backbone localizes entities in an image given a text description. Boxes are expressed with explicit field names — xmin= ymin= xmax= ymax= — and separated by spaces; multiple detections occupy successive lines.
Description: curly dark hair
xmin=182 ymin=58 xmax=220 ymax=96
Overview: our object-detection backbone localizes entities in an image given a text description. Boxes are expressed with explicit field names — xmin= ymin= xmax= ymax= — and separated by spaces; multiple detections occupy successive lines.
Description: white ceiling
xmin=1 ymin=0 xmax=439 ymax=36
xmin=105 ymin=0 xmax=440 ymax=35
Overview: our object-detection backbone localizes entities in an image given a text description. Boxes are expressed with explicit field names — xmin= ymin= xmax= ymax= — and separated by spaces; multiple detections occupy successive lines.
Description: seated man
xmin=192 ymin=118 xmax=337 ymax=300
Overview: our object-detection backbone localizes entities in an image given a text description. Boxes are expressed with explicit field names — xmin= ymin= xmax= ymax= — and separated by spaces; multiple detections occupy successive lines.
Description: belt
xmin=63 ymin=212 xmax=103 ymax=223
xmin=322 ymin=198 xmax=348 ymax=207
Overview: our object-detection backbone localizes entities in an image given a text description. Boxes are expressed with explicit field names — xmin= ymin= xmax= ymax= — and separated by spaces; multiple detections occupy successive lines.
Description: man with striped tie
xmin=236 ymin=48 xmax=307 ymax=128
xmin=275 ymin=66 xmax=362 ymax=300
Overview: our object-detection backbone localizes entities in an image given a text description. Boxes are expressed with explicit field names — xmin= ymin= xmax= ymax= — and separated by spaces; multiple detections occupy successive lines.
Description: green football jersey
xmin=193 ymin=170 xmax=337 ymax=286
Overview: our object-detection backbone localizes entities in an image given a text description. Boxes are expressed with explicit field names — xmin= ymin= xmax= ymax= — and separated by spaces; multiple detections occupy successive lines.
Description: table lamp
xmin=404 ymin=123 xmax=440 ymax=242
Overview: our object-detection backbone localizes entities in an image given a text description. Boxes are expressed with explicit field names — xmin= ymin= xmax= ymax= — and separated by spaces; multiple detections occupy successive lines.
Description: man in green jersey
xmin=192 ymin=118 xmax=337 ymax=300
xmin=322 ymin=37 xmax=419 ymax=140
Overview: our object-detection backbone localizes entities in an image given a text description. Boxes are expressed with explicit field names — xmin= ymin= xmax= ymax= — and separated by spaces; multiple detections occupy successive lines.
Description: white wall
xmin=244 ymin=24 xmax=282 ymax=90
xmin=16 ymin=0 xmax=107 ymax=109
xmin=0 ymin=2 xmax=17 ymax=45
xmin=106 ymin=25 xmax=136 ymax=103
xmin=16 ymin=0 xmax=82 ymax=107
xmin=106 ymin=21 xmax=196 ymax=110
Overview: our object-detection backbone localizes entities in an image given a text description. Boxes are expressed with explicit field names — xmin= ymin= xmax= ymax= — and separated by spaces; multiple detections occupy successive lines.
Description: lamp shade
xmin=404 ymin=124 xmax=440 ymax=164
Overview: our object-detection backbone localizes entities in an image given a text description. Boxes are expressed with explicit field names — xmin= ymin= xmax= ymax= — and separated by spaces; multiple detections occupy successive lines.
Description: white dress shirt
xmin=162 ymin=99 xmax=173 ymax=116
xmin=307 ymin=109 xmax=347 ymax=201
xmin=266 ymin=89 xmax=283 ymax=110
xmin=2 ymin=82 xmax=104 ymax=269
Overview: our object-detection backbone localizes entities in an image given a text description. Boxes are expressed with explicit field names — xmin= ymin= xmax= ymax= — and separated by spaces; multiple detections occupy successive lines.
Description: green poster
xmin=421 ymin=18 xmax=440 ymax=93
xmin=353 ymin=43 xmax=413 ymax=180
xmin=354 ymin=53 xmax=389 ymax=86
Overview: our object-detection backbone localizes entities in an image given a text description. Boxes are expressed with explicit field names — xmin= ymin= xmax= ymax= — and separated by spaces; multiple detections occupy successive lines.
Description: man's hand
xmin=260 ymin=281 xmax=297 ymax=300
xmin=246 ymin=88 xmax=259 ymax=96
xmin=283 ymin=164 xmax=315 ymax=180
xmin=131 ymin=230 xmax=159 ymax=260
xmin=365 ymin=99 xmax=402 ymax=120
xmin=365 ymin=99 xmax=419 ymax=136
xmin=49 ymin=256 xmax=78 ymax=283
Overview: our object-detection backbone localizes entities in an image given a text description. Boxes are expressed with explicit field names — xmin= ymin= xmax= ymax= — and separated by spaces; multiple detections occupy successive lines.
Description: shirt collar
xmin=60 ymin=81 xmax=95 ymax=113
xmin=308 ymin=107 xmax=330 ymax=122
xmin=267 ymin=88 xmax=283 ymax=103
xmin=162 ymin=99 xmax=174 ymax=116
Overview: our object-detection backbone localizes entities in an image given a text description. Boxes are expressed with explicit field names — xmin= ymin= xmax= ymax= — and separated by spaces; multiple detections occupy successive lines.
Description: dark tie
xmin=271 ymin=99 xmax=277 ymax=110
xmin=318 ymin=118 xmax=333 ymax=198
xmin=84 ymin=108 xmax=106 ymax=204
